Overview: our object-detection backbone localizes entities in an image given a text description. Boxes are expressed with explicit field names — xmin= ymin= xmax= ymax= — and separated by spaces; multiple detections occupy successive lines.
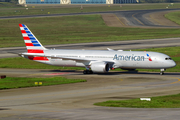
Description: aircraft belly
xmin=123 ymin=61 xmax=142 ymax=69
xmin=133 ymin=61 xmax=158 ymax=69
xmin=135 ymin=61 xmax=162 ymax=69
xmin=34 ymin=60 xmax=47 ymax=64
xmin=118 ymin=61 xmax=162 ymax=69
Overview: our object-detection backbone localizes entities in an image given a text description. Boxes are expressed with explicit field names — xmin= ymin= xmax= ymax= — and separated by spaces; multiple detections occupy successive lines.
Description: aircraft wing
xmin=19 ymin=53 xmax=114 ymax=63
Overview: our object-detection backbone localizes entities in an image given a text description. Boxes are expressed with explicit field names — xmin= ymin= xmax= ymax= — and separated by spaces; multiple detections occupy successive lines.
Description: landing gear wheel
xmin=83 ymin=70 xmax=87 ymax=74
xmin=89 ymin=70 xmax=93 ymax=74
xmin=160 ymin=72 xmax=164 ymax=75
xmin=83 ymin=70 xmax=93 ymax=74
xmin=160 ymin=69 xmax=165 ymax=75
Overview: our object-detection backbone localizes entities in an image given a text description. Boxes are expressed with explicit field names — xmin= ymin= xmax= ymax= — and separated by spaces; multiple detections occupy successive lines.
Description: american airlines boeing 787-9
xmin=19 ymin=24 xmax=176 ymax=75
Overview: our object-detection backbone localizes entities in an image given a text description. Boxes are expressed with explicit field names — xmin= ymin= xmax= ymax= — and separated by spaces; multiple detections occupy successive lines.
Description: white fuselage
xmin=26 ymin=49 xmax=176 ymax=70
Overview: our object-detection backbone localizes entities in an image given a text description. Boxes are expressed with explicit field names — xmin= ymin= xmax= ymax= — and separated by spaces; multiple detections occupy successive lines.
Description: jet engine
xmin=91 ymin=62 xmax=110 ymax=73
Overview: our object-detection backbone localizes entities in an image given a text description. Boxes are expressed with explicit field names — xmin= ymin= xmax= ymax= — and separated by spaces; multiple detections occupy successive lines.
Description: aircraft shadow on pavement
xmin=39 ymin=69 xmax=180 ymax=76
xmin=97 ymin=71 xmax=180 ymax=75
xmin=40 ymin=70 xmax=76 ymax=72
xmin=0 ymin=108 xmax=10 ymax=111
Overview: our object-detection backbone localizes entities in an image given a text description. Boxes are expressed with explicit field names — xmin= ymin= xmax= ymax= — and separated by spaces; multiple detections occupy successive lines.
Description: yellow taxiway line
xmin=115 ymin=15 xmax=125 ymax=26
xmin=132 ymin=13 xmax=144 ymax=26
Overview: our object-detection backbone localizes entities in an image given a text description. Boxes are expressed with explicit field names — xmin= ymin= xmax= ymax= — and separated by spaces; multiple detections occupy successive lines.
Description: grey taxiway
xmin=1 ymin=69 xmax=180 ymax=120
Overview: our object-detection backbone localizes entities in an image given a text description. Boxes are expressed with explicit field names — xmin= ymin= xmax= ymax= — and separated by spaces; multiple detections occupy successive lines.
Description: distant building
xmin=114 ymin=0 xmax=139 ymax=4
xmin=19 ymin=0 xmax=139 ymax=4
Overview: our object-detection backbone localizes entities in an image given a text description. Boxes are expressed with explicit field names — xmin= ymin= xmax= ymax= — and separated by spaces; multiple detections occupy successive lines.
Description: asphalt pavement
xmin=1 ymin=70 xmax=180 ymax=120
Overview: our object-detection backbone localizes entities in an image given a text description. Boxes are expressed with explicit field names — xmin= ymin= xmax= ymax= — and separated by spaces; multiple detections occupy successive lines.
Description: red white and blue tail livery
xmin=19 ymin=24 xmax=176 ymax=75
xmin=19 ymin=24 xmax=48 ymax=62
xmin=19 ymin=24 xmax=46 ymax=53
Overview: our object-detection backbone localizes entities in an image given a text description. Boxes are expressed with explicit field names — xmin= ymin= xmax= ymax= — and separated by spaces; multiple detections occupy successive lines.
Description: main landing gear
xmin=83 ymin=70 xmax=93 ymax=74
xmin=160 ymin=69 xmax=166 ymax=75
xmin=83 ymin=66 xmax=93 ymax=74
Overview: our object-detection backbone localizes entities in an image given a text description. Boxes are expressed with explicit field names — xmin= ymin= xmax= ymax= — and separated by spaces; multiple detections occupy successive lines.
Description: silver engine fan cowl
xmin=91 ymin=62 xmax=110 ymax=73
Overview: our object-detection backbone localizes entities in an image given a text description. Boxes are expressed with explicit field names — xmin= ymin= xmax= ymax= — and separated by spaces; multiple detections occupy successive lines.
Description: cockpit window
xmin=165 ymin=57 xmax=172 ymax=60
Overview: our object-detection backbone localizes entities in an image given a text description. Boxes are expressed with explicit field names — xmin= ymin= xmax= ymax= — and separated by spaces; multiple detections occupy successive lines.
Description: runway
xmin=1 ymin=8 xmax=180 ymax=120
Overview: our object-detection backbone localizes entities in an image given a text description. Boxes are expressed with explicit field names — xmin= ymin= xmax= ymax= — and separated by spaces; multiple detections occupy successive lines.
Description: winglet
xmin=107 ymin=48 xmax=114 ymax=51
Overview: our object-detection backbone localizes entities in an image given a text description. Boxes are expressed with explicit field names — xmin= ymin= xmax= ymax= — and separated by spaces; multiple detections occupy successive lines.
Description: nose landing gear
xmin=160 ymin=69 xmax=166 ymax=75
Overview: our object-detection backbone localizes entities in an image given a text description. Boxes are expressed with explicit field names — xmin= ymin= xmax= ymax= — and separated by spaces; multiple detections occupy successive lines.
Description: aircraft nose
xmin=165 ymin=60 xmax=176 ymax=68
xmin=172 ymin=60 xmax=176 ymax=67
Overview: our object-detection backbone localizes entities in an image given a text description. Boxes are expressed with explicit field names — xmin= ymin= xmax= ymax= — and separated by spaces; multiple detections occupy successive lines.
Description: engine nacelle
xmin=91 ymin=62 xmax=110 ymax=73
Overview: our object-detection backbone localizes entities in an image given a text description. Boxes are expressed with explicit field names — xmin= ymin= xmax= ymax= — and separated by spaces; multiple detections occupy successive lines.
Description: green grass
xmin=0 ymin=46 xmax=179 ymax=72
xmin=1 ymin=15 xmax=180 ymax=47
xmin=94 ymin=93 xmax=180 ymax=108
xmin=165 ymin=11 xmax=180 ymax=25
xmin=0 ymin=1 xmax=21 ymax=8
xmin=0 ymin=76 xmax=86 ymax=90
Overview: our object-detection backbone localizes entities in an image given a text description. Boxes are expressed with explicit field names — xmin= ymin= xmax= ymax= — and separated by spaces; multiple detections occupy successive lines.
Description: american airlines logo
xmin=113 ymin=54 xmax=145 ymax=61
xmin=146 ymin=54 xmax=152 ymax=61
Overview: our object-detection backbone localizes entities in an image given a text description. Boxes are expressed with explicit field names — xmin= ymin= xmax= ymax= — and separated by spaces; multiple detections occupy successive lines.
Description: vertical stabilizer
xmin=19 ymin=24 xmax=47 ymax=53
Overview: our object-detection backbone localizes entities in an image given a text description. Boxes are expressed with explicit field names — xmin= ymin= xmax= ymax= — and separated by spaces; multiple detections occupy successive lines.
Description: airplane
xmin=19 ymin=24 xmax=176 ymax=75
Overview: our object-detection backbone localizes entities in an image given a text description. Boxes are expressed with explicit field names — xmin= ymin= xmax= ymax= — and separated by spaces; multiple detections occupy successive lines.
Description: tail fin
xmin=19 ymin=24 xmax=47 ymax=53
